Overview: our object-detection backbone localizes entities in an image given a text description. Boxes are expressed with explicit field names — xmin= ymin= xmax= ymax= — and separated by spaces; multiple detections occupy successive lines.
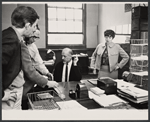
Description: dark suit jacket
xmin=53 ymin=61 xmax=82 ymax=82
xmin=2 ymin=27 xmax=22 ymax=98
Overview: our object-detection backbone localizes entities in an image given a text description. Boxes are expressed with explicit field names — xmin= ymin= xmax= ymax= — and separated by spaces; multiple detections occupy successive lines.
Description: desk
xmin=56 ymin=81 xmax=102 ymax=109
xmin=57 ymin=80 xmax=148 ymax=110
xmin=32 ymin=80 xmax=148 ymax=110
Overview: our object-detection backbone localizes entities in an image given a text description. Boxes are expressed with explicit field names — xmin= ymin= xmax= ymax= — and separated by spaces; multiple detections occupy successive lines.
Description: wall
xmin=86 ymin=4 xmax=99 ymax=48
xmin=1 ymin=3 xmax=98 ymax=68
xmin=18 ymin=4 xmax=46 ymax=48
xmin=2 ymin=4 xmax=98 ymax=49
xmin=2 ymin=3 xmax=131 ymax=66
xmin=2 ymin=4 xmax=17 ymax=30
xmin=98 ymin=4 xmax=131 ymax=43
xmin=2 ymin=4 xmax=46 ymax=48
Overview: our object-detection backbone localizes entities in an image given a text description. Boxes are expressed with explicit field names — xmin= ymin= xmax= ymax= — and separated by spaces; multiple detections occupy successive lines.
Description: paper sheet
xmin=131 ymin=55 xmax=148 ymax=60
xmin=87 ymin=79 xmax=98 ymax=85
xmin=114 ymin=79 xmax=136 ymax=90
xmin=130 ymin=71 xmax=148 ymax=76
xmin=56 ymin=100 xmax=88 ymax=110
xmin=90 ymin=87 xmax=105 ymax=95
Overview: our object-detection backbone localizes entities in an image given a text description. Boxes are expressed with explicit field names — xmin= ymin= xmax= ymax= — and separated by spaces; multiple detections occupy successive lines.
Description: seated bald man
xmin=53 ymin=48 xmax=82 ymax=82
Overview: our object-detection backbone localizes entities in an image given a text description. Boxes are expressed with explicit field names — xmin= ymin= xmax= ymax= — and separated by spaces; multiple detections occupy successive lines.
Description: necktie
xmin=65 ymin=63 xmax=68 ymax=82
xmin=105 ymin=43 xmax=107 ymax=49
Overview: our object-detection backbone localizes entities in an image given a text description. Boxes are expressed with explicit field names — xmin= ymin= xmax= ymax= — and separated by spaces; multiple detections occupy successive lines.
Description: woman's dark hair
xmin=11 ymin=6 xmax=39 ymax=28
xmin=104 ymin=29 xmax=115 ymax=39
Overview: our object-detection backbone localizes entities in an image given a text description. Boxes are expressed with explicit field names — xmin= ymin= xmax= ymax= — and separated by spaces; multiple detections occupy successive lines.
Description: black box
xmin=97 ymin=77 xmax=117 ymax=95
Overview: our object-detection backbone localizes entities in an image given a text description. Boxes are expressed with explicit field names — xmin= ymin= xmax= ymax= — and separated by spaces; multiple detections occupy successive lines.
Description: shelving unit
xmin=128 ymin=6 xmax=148 ymax=90
xmin=129 ymin=39 xmax=148 ymax=72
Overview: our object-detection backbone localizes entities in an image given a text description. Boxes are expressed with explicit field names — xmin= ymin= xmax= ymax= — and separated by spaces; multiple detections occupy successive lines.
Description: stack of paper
xmin=37 ymin=93 xmax=53 ymax=99
xmin=89 ymin=91 xmax=127 ymax=107
xmin=90 ymin=87 xmax=105 ymax=95
xmin=56 ymin=100 xmax=87 ymax=110
xmin=117 ymin=86 xmax=148 ymax=103
xmin=114 ymin=79 xmax=135 ymax=90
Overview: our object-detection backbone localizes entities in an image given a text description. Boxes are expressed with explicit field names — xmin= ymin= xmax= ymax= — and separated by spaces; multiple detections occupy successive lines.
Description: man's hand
xmin=93 ymin=69 xmax=97 ymax=74
xmin=46 ymin=81 xmax=59 ymax=88
xmin=73 ymin=55 xmax=79 ymax=66
xmin=54 ymin=87 xmax=66 ymax=100
xmin=2 ymin=90 xmax=17 ymax=107
xmin=115 ymin=65 xmax=120 ymax=70
xmin=47 ymin=72 xmax=54 ymax=80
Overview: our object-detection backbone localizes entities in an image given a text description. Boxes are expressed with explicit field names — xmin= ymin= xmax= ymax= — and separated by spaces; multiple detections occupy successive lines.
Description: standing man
xmin=2 ymin=6 xmax=58 ymax=110
xmin=53 ymin=48 xmax=82 ymax=82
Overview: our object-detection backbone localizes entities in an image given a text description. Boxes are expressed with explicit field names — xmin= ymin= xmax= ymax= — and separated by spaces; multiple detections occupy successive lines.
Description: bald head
xmin=62 ymin=48 xmax=73 ymax=55
xmin=62 ymin=48 xmax=73 ymax=63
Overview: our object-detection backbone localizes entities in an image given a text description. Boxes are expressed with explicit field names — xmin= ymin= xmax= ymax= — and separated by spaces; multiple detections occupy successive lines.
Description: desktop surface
xmin=32 ymin=80 xmax=148 ymax=110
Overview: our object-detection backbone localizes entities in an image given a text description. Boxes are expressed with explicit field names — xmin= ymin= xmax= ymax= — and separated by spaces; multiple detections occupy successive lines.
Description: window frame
xmin=110 ymin=24 xmax=131 ymax=43
xmin=45 ymin=4 xmax=86 ymax=49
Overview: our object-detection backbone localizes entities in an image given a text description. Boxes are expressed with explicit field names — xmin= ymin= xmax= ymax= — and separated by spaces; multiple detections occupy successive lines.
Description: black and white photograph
xmin=1 ymin=1 xmax=148 ymax=120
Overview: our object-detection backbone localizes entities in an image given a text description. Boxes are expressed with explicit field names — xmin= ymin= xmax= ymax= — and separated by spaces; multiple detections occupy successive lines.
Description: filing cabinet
xmin=132 ymin=6 xmax=148 ymax=19
xmin=131 ymin=6 xmax=148 ymax=39
xmin=131 ymin=31 xmax=148 ymax=39
xmin=131 ymin=18 xmax=148 ymax=31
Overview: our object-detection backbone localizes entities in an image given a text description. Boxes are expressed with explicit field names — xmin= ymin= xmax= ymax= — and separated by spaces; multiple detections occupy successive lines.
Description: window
xmin=46 ymin=3 xmax=85 ymax=49
xmin=110 ymin=24 xmax=131 ymax=43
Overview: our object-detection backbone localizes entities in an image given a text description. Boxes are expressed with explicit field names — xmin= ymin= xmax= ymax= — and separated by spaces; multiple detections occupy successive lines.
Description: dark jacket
xmin=53 ymin=61 xmax=82 ymax=82
xmin=2 ymin=27 xmax=22 ymax=98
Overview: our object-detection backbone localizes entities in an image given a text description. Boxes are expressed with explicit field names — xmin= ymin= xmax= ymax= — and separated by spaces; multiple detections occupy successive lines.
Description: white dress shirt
xmin=27 ymin=43 xmax=49 ymax=75
xmin=62 ymin=60 xmax=72 ymax=82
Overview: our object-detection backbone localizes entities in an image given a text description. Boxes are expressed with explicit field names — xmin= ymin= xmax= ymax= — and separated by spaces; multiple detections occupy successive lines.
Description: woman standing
xmin=90 ymin=29 xmax=129 ymax=79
